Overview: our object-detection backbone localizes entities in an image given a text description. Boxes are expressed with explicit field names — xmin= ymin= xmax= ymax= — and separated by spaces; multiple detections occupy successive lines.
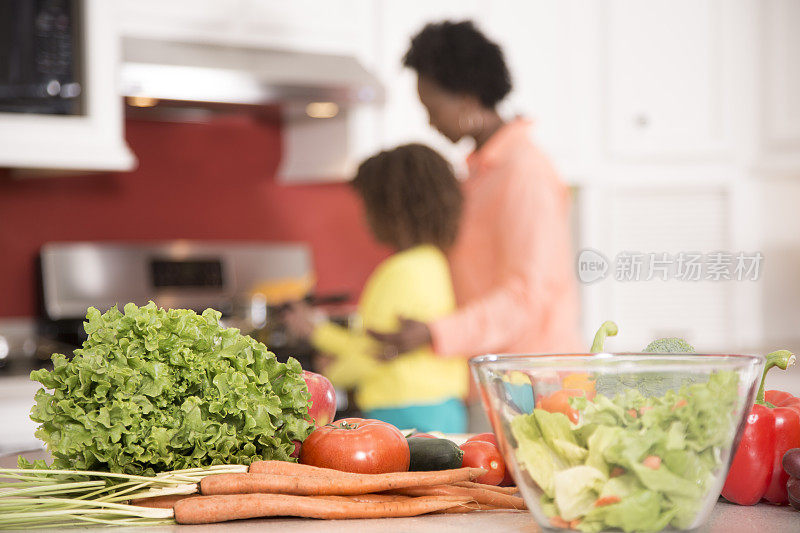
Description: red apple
xmin=302 ymin=370 xmax=337 ymax=427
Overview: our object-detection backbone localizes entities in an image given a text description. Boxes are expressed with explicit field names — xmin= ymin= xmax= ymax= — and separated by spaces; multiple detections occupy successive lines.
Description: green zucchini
xmin=407 ymin=437 xmax=464 ymax=471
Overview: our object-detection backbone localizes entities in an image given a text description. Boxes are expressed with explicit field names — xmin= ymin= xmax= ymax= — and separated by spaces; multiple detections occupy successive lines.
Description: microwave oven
xmin=0 ymin=0 xmax=83 ymax=115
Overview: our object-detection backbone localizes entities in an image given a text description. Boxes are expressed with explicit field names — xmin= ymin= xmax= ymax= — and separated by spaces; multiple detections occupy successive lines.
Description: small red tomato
xmin=411 ymin=433 xmax=437 ymax=439
xmin=466 ymin=433 xmax=515 ymax=486
xmin=300 ymin=418 xmax=410 ymax=474
xmin=460 ymin=440 xmax=505 ymax=485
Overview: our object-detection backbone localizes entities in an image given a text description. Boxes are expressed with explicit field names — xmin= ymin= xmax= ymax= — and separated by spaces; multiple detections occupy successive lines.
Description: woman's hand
xmin=369 ymin=317 xmax=432 ymax=360
xmin=284 ymin=301 xmax=322 ymax=340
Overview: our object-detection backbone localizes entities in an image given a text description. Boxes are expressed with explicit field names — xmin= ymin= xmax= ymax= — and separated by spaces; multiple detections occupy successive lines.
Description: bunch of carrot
xmin=133 ymin=461 xmax=527 ymax=524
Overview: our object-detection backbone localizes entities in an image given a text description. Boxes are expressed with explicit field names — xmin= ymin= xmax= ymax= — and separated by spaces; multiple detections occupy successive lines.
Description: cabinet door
xmin=762 ymin=0 xmax=800 ymax=153
xmin=241 ymin=0 xmax=370 ymax=56
xmin=482 ymin=0 xmax=604 ymax=177
xmin=605 ymin=0 xmax=730 ymax=160
xmin=599 ymin=186 xmax=732 ymax=349
xmin=114 ymin=0 xmax=237 ymax=42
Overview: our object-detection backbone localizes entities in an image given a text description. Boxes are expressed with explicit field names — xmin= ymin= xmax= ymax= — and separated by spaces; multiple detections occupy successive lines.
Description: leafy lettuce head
xmin=30 ymin=302 xmax=312 ymax=475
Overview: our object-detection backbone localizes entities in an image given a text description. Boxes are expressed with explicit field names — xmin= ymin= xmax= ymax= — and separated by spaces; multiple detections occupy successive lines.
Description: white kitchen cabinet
xmin=603 ymin=0 xmax=735 ymax=161
xmin=759 ymin=0 xmax=800 ymax=172
xmin=241 ymin=1 xmax=372 ymax=57
xmin=114 ymin=0 xmax=238 ymax=43
xmin=114 ymin=0 xmax=372 ymax=58
xmin=577 ymin=184 xmax=737 ymax=350
xmin=0 ymin=0 xmax=134 ymax=172
xmin=482 ymin=0 xmax=605 ymax=178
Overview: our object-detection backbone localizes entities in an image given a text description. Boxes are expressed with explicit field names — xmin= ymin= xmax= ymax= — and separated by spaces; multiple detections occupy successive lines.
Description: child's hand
xmin=284 ymin=301 xmax=323 ymax=339
xmin=313 ymin=352 xmax=336 ymax=374
xmin=370 ymin=317 xmax=432 ymax=359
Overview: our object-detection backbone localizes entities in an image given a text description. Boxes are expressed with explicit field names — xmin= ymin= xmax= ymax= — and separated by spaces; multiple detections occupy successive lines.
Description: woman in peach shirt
xmin=374 ymin=20 xmax=582 ymax=361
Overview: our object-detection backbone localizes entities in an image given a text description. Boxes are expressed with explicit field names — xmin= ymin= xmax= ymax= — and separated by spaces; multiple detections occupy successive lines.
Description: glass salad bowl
xmin=469 ymin=353 xmax=763 ymax=533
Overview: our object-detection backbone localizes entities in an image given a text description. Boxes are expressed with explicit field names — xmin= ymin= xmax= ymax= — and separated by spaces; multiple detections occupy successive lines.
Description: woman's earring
xmin=459 ymin=113 xmax=484 ymax=136
xmin=472 ymin=113 xmax=485 ymax=136
xmin=458 ymin=113 xmax=470 ymax=135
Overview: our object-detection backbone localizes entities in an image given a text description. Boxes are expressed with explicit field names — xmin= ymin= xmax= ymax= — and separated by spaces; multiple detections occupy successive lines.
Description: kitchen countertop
xmin=2 ymin=451 xmax=798 ymax=533
xmin=2 ymin=502 xmax=795 ymax=533
xmin=84 ymin=504 xmax=800 ymax=533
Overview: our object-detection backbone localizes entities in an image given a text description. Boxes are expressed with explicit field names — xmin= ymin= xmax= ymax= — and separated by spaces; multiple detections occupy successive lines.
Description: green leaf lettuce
xmin=29 ymin=302 xmax=313 ymax=475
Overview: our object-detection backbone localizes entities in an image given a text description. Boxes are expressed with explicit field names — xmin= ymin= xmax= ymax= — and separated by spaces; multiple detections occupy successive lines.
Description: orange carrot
xmin=569 ymin=519 xmax=582 ymax=529
xmin=387 ymin=484 xmax=526 ymax=509
xmin=594 ymin=495 xmax=621 ymax=507
xmin=672 ymin=399 xmax=688 ymax=411
xmin=200 ymin=468 xmax=486 ymax=496
xmin=453 ymin=481 xmax=519 ymax=495
xmin=609 ymin=467 xmax=626 ymax=478
xmin=130 ymin=494 xmax=197 ymax=509
xmin=549 ymin=516 xmax=571 ymax=528
xmin=433 ymin=502 xmax=504 ymax=514
xmin=173 ymin=493 xmax=472 ymax=523
xmin=643 ymin=455 xmax=662 ymax=470
xmin=538 ymin=389 xmax=583 ymax=424
xmin=248 ymin=460 xmax=343 ymax=477
xmin=311 ymin=494 xmax=411 ymax=503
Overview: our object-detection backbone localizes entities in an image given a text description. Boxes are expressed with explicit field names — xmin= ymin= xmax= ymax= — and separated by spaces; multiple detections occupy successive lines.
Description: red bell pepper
xmin=722 ymin=350 xmax=800 ymax=505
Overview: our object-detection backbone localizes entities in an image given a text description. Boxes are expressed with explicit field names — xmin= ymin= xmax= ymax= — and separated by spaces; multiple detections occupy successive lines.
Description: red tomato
xmin=466 ymin=433 xmax=498 ymax=447
xmin=300 ymin=418 xmax=410 ymax=474
xmin=411 ymin=433 xmax=436 ymax=439
xmin=459 ymin=440 xmax=505 ymax=485
xmin=465 ymin=433 xmax=515 ymax=486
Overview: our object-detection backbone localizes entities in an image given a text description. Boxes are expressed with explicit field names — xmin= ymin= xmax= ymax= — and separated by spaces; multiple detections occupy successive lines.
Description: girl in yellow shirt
xmin=285 ymin=144 xmax=468 ymax=432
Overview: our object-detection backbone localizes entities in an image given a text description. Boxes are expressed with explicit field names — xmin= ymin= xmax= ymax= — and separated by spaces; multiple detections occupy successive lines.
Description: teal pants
xmin=365 ymin=398 xmax=467 ymax=433
xmin=505 ymin=382 xmax=535 ymax=413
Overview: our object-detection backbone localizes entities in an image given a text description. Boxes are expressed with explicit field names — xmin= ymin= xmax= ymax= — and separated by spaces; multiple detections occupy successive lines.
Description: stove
xmin=34 ymin=241 xmax=318 ymax=366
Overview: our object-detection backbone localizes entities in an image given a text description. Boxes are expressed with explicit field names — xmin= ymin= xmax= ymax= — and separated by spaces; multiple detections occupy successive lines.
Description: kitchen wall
xmin=0 ymin=115 xmax=389 ymax=318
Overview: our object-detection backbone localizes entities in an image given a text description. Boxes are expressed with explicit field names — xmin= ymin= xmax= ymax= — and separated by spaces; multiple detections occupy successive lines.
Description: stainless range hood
xmin=120 ymin=37 xmax=383 ymax=107
xmin=119 ymin=37 xmax=384 ymax=182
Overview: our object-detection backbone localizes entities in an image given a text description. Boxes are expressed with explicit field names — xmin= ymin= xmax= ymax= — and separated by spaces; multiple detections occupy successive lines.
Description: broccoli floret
xmin=643 ymin=338 xmax=695 ymax=353
xmin=596 ymin=334 xmax=698 ymax=398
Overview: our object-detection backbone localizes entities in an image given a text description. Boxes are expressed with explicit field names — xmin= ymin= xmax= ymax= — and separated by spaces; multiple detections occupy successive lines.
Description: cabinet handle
xmin=634 ymin=114 xmax=650 ymax=128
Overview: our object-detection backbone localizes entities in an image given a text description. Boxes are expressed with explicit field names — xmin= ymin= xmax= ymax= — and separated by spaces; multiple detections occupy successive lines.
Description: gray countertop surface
xmin=2 ymin=451 xmax=798 ymax=533
xmin=0 ymin=504 xmax=795 ymax=533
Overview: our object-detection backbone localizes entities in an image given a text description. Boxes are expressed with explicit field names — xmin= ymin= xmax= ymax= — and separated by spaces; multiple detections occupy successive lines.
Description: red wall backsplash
xmin=0 ymin=115 xmax=388 ymax=318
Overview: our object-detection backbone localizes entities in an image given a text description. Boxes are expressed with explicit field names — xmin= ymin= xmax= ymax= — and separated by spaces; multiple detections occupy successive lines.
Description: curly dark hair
xmin=403 ymin=20 xmax=511 ymax=108
xmin=351 ymin=144 xmax=462 ymax=251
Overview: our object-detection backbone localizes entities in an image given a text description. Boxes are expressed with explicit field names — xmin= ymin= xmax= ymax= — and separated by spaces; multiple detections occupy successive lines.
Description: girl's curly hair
xmin=352 ymin=144 xmax=462 ymax=251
